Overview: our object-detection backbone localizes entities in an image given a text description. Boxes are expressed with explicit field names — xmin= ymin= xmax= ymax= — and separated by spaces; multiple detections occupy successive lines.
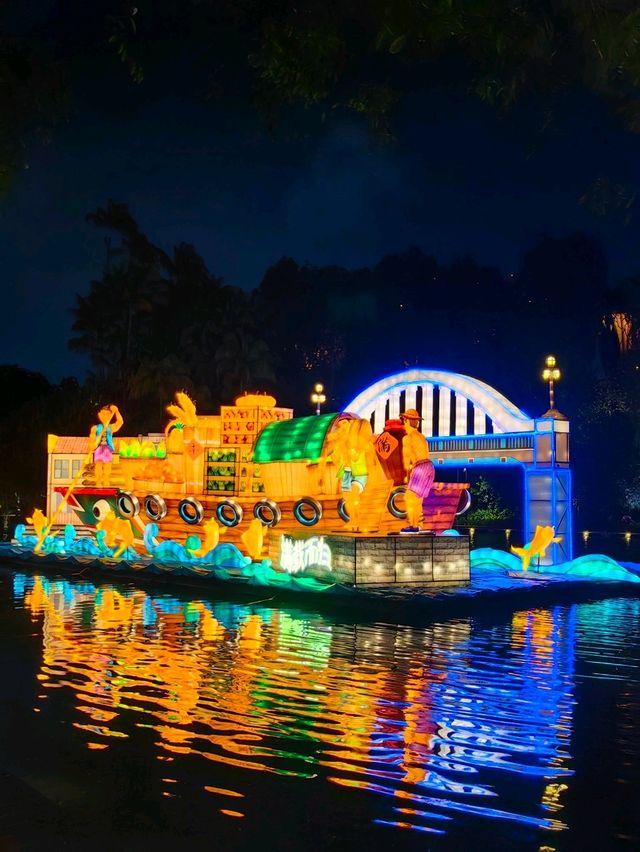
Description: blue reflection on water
xmin=4 ymin=570 xmax=640 ymax=848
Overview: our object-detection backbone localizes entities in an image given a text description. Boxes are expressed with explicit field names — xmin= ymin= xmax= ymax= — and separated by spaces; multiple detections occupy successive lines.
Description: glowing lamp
xmin=542 ymin=355 xmax=561 ymax=412
xmin=311 ymin=383 xmax=326 ymax=416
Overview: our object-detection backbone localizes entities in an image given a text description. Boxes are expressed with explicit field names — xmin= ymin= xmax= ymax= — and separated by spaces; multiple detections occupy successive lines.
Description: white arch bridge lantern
xmin=345 ymin=368 xmax=572 ymax=565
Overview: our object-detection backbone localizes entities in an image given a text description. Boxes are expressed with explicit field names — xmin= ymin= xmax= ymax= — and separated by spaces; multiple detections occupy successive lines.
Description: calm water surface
xmin=0 ymin=566 xmax=639 ymax=851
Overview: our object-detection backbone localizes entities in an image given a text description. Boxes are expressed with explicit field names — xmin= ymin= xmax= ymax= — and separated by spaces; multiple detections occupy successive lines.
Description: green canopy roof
xmin=253 ymin=413 xmax=339 ymax=463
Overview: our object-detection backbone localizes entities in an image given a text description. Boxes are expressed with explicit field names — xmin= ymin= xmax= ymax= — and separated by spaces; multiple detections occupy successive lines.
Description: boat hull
xmin=58 ymin=482 xmax=470 ymax=560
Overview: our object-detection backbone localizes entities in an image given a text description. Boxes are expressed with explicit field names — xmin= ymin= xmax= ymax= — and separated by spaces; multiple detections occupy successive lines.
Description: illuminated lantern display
xmin=511 ymin=525 xmax=562 ymax=572
xmin=19 ymin=385 xmax=472 ymax=585
xmin=12 ymin=368 xmax=640 ymax=593
xmin=90 ymin=405 xmax=124 ymax=487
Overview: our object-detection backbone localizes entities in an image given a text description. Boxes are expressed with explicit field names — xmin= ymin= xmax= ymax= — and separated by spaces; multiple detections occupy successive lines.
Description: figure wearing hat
xmin=400 ymin=409 xmax=435 ymax=531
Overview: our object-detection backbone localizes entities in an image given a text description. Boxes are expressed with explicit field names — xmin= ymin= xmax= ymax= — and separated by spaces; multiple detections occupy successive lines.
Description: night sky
xmin=3 ymin=5 xmax=640 ymax=382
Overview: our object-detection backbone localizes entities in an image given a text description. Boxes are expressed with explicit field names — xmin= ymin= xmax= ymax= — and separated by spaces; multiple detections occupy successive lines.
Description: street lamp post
xmin=542 ymin=355 xmax=561 ymax=412
xmin=311 ymin=383 xmax=326 ymax=416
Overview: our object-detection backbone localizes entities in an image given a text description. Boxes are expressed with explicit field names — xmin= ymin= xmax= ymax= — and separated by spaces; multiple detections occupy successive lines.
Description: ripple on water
xmin=4 ymin=571 xmax=640 ymax=847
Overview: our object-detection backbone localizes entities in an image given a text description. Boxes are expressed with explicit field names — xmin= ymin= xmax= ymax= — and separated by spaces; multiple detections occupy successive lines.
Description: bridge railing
xmin=428 ymin=434 xmax=534 ymax=453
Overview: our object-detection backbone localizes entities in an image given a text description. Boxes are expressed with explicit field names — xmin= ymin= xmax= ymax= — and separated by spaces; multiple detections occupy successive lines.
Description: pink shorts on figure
xmin=94 ymin=444 xmax=113 ymax=464
xmin=408 ymin=459 xmax=435 ymax=498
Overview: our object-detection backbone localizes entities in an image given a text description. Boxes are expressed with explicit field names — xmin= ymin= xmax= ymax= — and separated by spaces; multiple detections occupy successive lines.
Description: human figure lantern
xmin=341 ymin=419 xmax=376 ymax=531
xmin=399 ymin=409 xmax=435 ymax=532
xmin=90 ymin=404 xmax=123 ymax=487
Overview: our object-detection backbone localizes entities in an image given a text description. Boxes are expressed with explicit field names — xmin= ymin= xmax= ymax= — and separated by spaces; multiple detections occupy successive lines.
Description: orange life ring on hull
xmin=216 ymin=499 xmax=243 ymax=528
xmin=293 ymin=497 xmax=323 ymax=527
xmin=178 ymin=498 xmax=204 ymax=525
xmin=144 ymin=493 xmax=167 ymax=522
xmin=337 ymin=498 xmax=350 ymax=523
xmin=253 ymin=499 xmax=281 ymax=527
xmin=387 ymin=486 xmax=408 ymax=520
xmin=117 ymin=491 xmax=140 ymax=520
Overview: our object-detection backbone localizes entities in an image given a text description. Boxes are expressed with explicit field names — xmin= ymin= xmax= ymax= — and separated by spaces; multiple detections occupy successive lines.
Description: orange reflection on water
xmin=204 ymin=785 xmax=244 ymax=798
xmin=15 ymin=572 xmax=576 ymax=838
xmin=21 ymin=575 xmax=457 ymax=788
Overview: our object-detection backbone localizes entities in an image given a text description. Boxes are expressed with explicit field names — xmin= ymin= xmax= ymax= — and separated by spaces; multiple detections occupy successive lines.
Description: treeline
xmin=2 ymin=200 xmax=640 ymax=528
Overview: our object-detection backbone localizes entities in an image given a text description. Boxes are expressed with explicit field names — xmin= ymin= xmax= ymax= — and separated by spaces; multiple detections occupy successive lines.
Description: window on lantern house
xmin=54 ymin=459 xmax=70 ymax=479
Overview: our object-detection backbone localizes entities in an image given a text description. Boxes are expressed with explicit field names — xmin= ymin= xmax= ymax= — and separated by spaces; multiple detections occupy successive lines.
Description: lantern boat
xmin=20 ymin=392 xmax=473 ymax=591
xmin=51 ymin=395 xmax=469 ymax=552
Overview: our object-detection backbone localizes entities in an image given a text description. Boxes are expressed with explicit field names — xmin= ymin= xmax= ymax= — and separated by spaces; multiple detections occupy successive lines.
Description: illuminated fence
xmin=428 ymin=434 xmax=534 ymax=453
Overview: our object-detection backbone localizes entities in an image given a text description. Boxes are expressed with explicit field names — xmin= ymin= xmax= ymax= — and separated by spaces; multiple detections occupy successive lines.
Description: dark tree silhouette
xmin=7 ymin=2 xmax=640 ymax=189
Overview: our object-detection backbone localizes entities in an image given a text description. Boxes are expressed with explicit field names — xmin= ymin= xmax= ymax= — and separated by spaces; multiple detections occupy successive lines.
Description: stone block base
xmin=268 ymin=531 xmax=470 ymax=586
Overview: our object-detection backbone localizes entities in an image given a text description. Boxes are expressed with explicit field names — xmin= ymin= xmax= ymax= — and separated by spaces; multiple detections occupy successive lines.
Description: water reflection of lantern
xmin=13 ymin=572 xmax=576 ymax=838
